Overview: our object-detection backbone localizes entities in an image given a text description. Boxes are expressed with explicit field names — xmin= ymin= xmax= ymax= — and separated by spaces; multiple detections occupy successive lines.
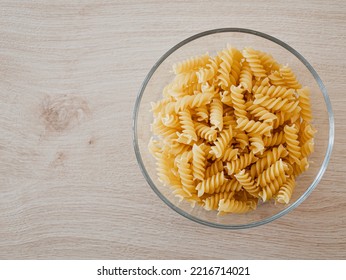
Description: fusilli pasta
xmin=149 ymin=45 xmax=316 ymax=215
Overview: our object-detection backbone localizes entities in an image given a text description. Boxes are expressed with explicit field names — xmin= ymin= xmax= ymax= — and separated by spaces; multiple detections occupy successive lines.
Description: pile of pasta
xmin=149 ymin=46 xmax=316 ymax=215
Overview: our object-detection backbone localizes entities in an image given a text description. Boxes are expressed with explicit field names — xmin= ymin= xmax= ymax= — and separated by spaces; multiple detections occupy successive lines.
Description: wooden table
xmin=0 ymin=0 xmax=345 ymax=259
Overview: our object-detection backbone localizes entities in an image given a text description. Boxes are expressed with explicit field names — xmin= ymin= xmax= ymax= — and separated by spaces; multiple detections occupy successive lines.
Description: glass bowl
xmin=133 ymin=28 xmax=334 ymax=229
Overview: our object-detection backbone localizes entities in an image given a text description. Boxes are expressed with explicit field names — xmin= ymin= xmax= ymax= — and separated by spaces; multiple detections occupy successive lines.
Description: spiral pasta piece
xmin=259 ymin=174 xmax=287 ymax=202
xmin=299 ymin=121 xmax=317 ymax=144
xmin=210 ymin=127 xmax=233 ymax=158
xmin=221 ymin=96 xmax=232 ymax=110
xmin=257 ymin=159 xmax=287 ymax=187
xmin=301 ymin=139 xmax=314 ymax=157
xmin=162 ymin=114 xmax=180 ymax=128
xmin=175 ymin=91 xmax=214 ymax=112
xmin=226 ymin=152 xmax=257 ymax=175
xmin=268 ymin=71 xmax=286 ymax=87
xmin=235 ymin=169 xmax=260 ymax=198
xmin=197 ymin=57 xmax=220 ymax=83
xmin=249 ymin=135 xmax=265 ymax=155
xmin=195 ymin=105 xmax=209 ymax=122
xmin=155 ymin=152 xmax=177 ymax=186
xmin=239 ymin=61 xmax=253 ymax=91
xmin=205 ymin=160 xmax=223 ymax=178
xmin=221 ymin=147 xmax=239 ymax=161
xmin=173 ymin=53 xmax=210 ymax=74
xmin=148 ymin=137 xmax=162 ymax=159
xmin=276 ymin=177 xmax=296 ymax=204
xmin=151 ymin=116 xmax=179 ymax=139
xmin=279 ymin=66 xmax=302 ymax=89
xmin=229 ymin=50 xmax=242 ymax=86
xmin=173 ymin=71 xmax=198 ymax=89
xmin=218 ymin=198 xmax=254 ymax=214
xmin=192 ymin=144 xmax=206 ymax=181
xmin=215 ymin=178 xmax=243 ymax=193
xmin=210 ymin=97 xmax=223 ymax=130
xmin=195 ymin=122 xmax=217 ymax=142
xmin=165 ymin=140 xmax=190 ymax=156
xmin=196 ymin=171 xmax=225 ymax=197
xmin=254 ymin=94 xmax=300 ymax=113
xmin=297 ymin=87 xmax=312 ymax=122
xmin=292 ymin=157 xmax=309 ymax=176
xmin=173 ymin=188 xmax=201 ymax=208
xmin=247 ymin=104 xmax=277 ymax=124
xmin=284 ymin=124 xmax=301 ymax=165
xmin=150 ymin=97 xmax=172 ymax=117
xmin=231 ymin=85 xmax=247 ymax=119
xmin=242 ymin=47 xmax=267 ymax=79
xmin=257 ymin=50 xmax=280 ymax=73
xmin=250 ymin=144 xmax=288 ymax=177
xmin=263 ymin=131 xmax=285 ymax=147
xmin=217 ymin=47 xmax=234 ymax=90
xmin=180 ymin=82 xmax=202 ymax=96
xmin=175 ymin=152 xmax=196 ymax=196
xmin=236 ymin=118 xmax=272 ymax=137
xmin=270 ymin=86 xmax=296 ymax=100
xmin=178 ymin=109 xmax=197 ymax=144
xmin=203 ymin=192 xmax=234 ymax=211
xmin=235 ymin=132 xmax=249 ymax=150
xmin=272 ymin=111 xmax=290 ymax=129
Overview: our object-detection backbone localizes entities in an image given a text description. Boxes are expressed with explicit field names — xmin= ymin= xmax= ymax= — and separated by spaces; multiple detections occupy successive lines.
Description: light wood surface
xmin=0 ymin=0 xmax=345 ymax=259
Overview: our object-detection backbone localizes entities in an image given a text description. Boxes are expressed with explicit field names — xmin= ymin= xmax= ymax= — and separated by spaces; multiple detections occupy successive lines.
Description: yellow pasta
xmin=230 ymin=85 xmax=247 ymax=119
xmin=210 ymin=97 xmax=224 ymax=130
xmin=210 ymin=127 xmax=233 ymax=158
xmin=149 ymin=45 xmax=316 ymax=215
xmin=196 ymin=171 xmax=225 ymax=197
xmin=173 ymin=53 xmax=210 ymax=74
xmin=217 ymin=46 xmax=235 ymax=90
xmin=235 ymin=169 xmax=260 ymax=198
xmin=203 ymin=192 xmax=234 ymax=211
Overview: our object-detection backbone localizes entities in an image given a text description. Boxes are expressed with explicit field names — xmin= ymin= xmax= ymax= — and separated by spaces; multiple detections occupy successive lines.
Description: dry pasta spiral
xmin=239 ymin=61 xmax=252 ymax=90
xmin=279 ymin=66 xmax=302 ymax=89
xmin=235 ymin=169 xmax=260 ymax=198
xmin=217 ymin=47 xmax=234 ymax=90
xmin=210 ymin=127 xmax=233 ymax=158
xmin=276 ymin=177 xmax=296 ymax=204
xmin=226 ymin=152 xmax=257 ymax=175
xmin=203 ymin=192 xmax=234 ymax=211
xmin=196 ymin=171 xmax=226 ymax=197
xmin=178 ymin=109 xmax=197 ymax=144
xmin=195 ymin=122 xmax=217 ymax=142
xmin=197 ymin=57 xmax=220 ymax=83
xmin=236 ymin=118 xmax=272 ymax=136
xmin=298 ymin=87 xmax=312 ymax=122
xmin=215 ymin=178 xmax=243 ymax=193
xmin=231 ymin=85 xmax=247 ymax=119
xmin=218 ymin=198 xmax=254 ymax=214
xmin=259 ymin=174 xmax=287 ymax=202
xmin=284 ymin=124 xmax=301 ymax=165
xmin=250 ymin=144 xmax=288 ymax=177
xmin=210 ymin=97 xmax=224 ymax=130
xmin=192 ymin=144 xmax=206 ymax=181
xmin=173 ymin=53 xmax=210 ymax=74
xmin=257 ymin=159 xmax=287 ymax=187
xmin=205 ymin=160 xmax=223 ymax=178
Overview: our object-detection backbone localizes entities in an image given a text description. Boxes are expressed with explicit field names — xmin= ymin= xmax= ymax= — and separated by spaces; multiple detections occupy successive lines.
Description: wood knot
xmin=50 ymin=151 xmax=67 ymax=168
xmin=41 ymin=94 xmax=91 ymax=132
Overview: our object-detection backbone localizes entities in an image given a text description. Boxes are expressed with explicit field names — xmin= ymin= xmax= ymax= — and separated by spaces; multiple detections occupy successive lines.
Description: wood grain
xmin=0 ymin=0 xmax=345 ymax=259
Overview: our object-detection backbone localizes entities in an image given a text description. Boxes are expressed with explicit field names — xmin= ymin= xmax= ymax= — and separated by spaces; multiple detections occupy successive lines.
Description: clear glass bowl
xmin=133 ymin=28 xmax=334 ymax=229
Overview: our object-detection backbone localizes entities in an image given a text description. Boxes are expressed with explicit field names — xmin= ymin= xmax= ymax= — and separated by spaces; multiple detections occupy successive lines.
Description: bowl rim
xmin=133 ymin=28 xmax=335 ymax=229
